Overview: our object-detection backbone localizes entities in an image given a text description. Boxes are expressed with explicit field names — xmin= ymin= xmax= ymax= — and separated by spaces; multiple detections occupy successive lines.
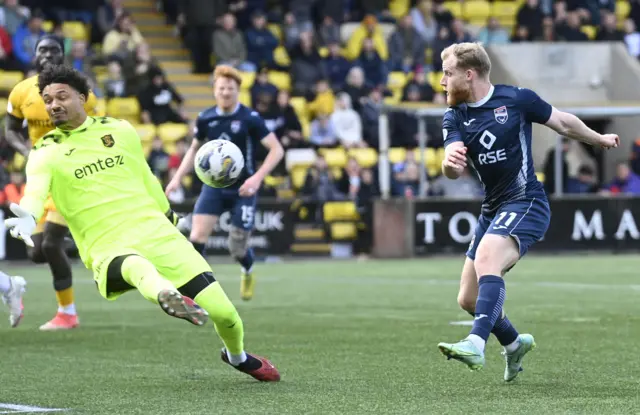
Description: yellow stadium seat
xmin=388 ymin=147 xmax=407 ymax=164
xmin=436 ymin=147 xmax=445 ymax=167
xmin=93 ymin=65 xmax=107 ymax=75
xmin=268 ymin=71 xmax=291 ymax=91
xmin=106 ymin=97 xmax=140 ymax=123
xmin=141 ymin=141 xmax=152 ymax=157
xmin=413 ymin=147 xmax=439 ymax=176
xmin=348 ymin=147 xmax=378 ymax=168
xmin=0 ymin=70 xmax=24 ymax=91
xmin=0 ymin=98 xmax=7 ymax=117
xmin=616 ymin=0 xmax=631 ymax=20
xmin=387 ymin=71 xmax=408 ymax=91
xmin=330 ymin=222 xmax=358 ymax=240
xmin=63 ymin=22 xmax=88 ymax=41
xmin=157 ymin=123 xmax=189 ymax=143
xmin=429 ymin=71 xmax=445 ymax=93
xmin=133 ymin=123 xmax=157 ymax=143
xmin=43 ymin=20 xmax=54 ymax=32
xmin=291 ymin=166 xmax=308 ymax=189
xmin=318 ymin=47 xmax=329 ymax=58
xmin=581 ymin=25 xmax=597 ymax=40
xmin=491 ymin=1 xmax=519 ymax=25
xmin=323 ymin=201 xmax=358 ymax=222
xmin=239 ymin=90 xmax=251 ymax=107
xmin=389 ymin=0 xmax=410 ymax=19
xmin=94 ymin=98 xmax=106 ymax=117
xmin=536 ymin=172 xmax=545 ymax=183
xmin=301 ymin=118 xmax=311 ymax=139
xmin=319 ymin=147 xmax=348 ymax=168
xmin=464 ymin=0 xmax=491 ymax=25
xmin=289 ymin=97 xmax=308 ymax=120
xmin=267 ymin=23 xmax=283 ymax=43
xmin=383 ymin=95 xmax=400 ymax=105
xmin=443 ymin=1 xmax=463 ymax=18
xmin=331 ymin=166 xmax=343 ymax=180
xmin=239 ymin=71 xmax=255 ymax=90
xmin=273 ymin=46 xmax=291 ymax=67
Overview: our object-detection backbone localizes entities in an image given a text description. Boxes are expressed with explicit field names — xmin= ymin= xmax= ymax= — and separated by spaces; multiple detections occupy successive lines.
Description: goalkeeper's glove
xmin=4 ymin=203 xmax=36 ymax=247
xmin=165 ymin=209 xmax=180 ymax=226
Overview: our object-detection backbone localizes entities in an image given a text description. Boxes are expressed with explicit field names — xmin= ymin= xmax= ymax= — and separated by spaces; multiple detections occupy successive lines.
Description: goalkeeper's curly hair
xmin=38 ymin=64 xmax=90 ymax=98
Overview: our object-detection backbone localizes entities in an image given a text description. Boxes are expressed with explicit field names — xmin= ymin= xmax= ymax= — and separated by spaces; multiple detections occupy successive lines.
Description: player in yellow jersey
xmin=5 ymin=35 xmax=97 ymax=330
xmin=5 ymin=64 xmax=280 ymax=381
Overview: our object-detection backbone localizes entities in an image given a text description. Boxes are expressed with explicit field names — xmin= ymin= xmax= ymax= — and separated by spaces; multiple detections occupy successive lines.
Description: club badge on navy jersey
xmin=231 ymin=120 xmax=241 ymax=133
xmin=494 ymin=106 xmax=508 ymax=124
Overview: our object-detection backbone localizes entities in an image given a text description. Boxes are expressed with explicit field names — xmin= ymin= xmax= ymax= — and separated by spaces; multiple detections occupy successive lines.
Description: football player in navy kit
xmin=166 ymin=65 xmax=284 ymax=301
xmin=435 ymin=43 xmax=619 ymax=380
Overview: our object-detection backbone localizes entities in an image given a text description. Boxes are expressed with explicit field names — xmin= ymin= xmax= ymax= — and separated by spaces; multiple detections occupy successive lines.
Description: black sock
xmin=192 ymin=241 xmax=206 ymax=255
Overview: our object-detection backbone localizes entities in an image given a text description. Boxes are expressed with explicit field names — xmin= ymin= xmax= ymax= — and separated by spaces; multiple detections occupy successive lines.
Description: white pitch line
xmin=0 ymin=403 xmax=67 ymax=413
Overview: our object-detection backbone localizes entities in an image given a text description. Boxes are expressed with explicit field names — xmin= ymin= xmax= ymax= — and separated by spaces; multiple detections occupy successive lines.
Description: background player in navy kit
xmin=435 ymin=43 xmax=620 ymax=380
xmin=166 ymin=66 xmax=284 ymax=301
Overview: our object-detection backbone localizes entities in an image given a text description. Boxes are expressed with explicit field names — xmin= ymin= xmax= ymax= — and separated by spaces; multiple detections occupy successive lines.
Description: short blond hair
xmin=213 ymin=65 xmax=242 ymax=86
xmin=441 ymin=42 xmax=491 ymax=79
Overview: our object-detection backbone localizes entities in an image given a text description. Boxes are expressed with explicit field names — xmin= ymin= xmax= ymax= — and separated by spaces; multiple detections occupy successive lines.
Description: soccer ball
xmin=194 ymin=139 xmax=245 ymax=188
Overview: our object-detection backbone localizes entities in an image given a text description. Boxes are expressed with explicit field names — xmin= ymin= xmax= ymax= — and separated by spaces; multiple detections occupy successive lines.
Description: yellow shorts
xmin=34 ymin=198 xmax=67 ymax=234
xmin=92 ymin=233 xmax=212 ymax=301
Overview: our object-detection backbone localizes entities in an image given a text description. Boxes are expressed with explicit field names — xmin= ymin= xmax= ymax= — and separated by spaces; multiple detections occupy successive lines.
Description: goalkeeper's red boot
xmin=220 ymin=348 xmax=281 ymax=382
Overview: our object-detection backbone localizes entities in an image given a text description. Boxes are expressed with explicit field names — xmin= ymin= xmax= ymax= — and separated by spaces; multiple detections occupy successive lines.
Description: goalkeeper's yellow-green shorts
xmin=92 ymin=234 xmax=212 ymax=300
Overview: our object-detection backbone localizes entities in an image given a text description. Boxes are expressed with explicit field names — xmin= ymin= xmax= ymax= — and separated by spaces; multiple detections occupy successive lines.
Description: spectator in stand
xmin=360 ymin=86 xmax=383 ymax=148
xmin=323 ymin=42 xmax=352 ymax=91
xmin=601 ymin=161 xmax=640 ymax=195
xmin=125 ymin=42 xmax=163 ymax=95
xmin=624 ymin=19 xmax=640 ymax=59
xmin=558 ymin=11 xmax=589 ymax=41
xmin=12 ymin=12 xmax=44 ymax=69
xmin=553 ymin=1 xmax=568 ymax=26
xmin=245 ymin=10 xmax=278 ymax=69
xmin=103 ymin=60 xmax=129 ymax=98
xmin=433 ymin=1 xmax=454 ymax=27
xmin=431 ymin=168 xmax=484 ymax=198
xmin=283 ymin=11 xmax=313 ymax=50
xmin=393 ymin=85 xmax=422 ymax=148
xmin=250 ymin=67 xmax=278 ymax=107
xmin=630 ymin=137 xmax=640 ymax=174
xmin=177 ymin=0 xmax=226 ymax=74
xmin=357 ymin=38 xmax=388 ymax=87
xmin=272 ymin=90 xmax=305 ymax=151
xmin=337 ymin=157 xmax=362 ymax=200
xmin=411 ymin=0 xmax=438 ymax=45
xmin=543 ymin=137 xmax=570 ymax=195
xmin=213 ymin=13 xmax=255 ymax=72
xmin=567 ymin=165 xmax=598 ymax=194
xmin=537 ymin=16 xmax=559 ymax=41
xmin=290 ymin=30 xmax=325 ymax=97
xmin=94 ymin=0 xmax=126 ymax=43
xmin=354 ymin=167 xmax=377 ymax=257
xmin=168 ymin=139 xmax=188 ymax=172
xmin=478 ymin=17 xmax=511 ymax=45
xmin=166 ymin=168 xmax=186 ymax=203
xmin=287 ymin=0 xmax=318 ymax=25
xmin=392 ymin=151 xmax=420 ymax=198
xmin=388 ymin=14 xmax=425 ymax=73
xmin=631 ymin=0 xmax=640 ymax=30
xmin=317 ymin=15 xmax=341 ymax=47
xmin=331 ymin=92 xmax=365 ymax=149
xmin=0 ymin=0 xmax=29 ymax=36
xmin=309 ymin=113 xmax=337 ymax=148
xmin=511 ymin=25 xmax=532 ymax=42
xmin=4 ymin=171 xmax=25 ymax=204
xmin=451 ymin=18 xmax=474 ymax=43
xmin=301 ymin=155 xmax=344 ymax=203
xmin=139 ymin=68 xmax=187 ymax=125
xmin=345 ymin=15 xmax=388 ymax=61
xmin=353 ymin=0 xmax=395 ymax=22
xmin=102 ymin=12 xmax=145 ymax=62
xmin=432 ymin=25 xmax=455 ymax=72
xmin=147 ymin=136 xmax=170 ymax=179
xmin=596 ymin=11 xmax=625 ymax=41
xmin=66 ymin=40 xmax=94 ymax=77
xmin=308 ymin=79 xmax=335 ymax=119
xmin=401 ymin=66 xmax=435 ymax=102
xmin=226 ymin=0 xmax=260 ymax=30
xmin=342 ymin=66 xmax=369 ymax=113
xmin=517 ymin=0 xmax=545 ymax=39
xmin=0 ymin=25 xmax=20 ymax=71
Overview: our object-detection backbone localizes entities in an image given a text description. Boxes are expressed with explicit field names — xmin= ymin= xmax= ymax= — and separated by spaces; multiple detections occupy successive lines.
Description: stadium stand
xmin=0 ymin=0 xmax=638 ymax=254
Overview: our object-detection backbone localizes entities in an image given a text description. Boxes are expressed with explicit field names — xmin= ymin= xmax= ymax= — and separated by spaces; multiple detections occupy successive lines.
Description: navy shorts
xmin=193 ymin=185 xmax=257 ymax=231
xmin=466 ymin=197 xmax=550 ymax=260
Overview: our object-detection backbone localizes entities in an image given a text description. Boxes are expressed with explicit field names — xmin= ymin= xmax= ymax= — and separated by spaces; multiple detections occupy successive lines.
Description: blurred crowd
xmin=2 ymin=0 xmax=640 ymax=208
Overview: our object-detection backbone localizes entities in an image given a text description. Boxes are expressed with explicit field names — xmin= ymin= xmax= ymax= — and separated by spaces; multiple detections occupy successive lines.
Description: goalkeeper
xmin=5 ymin=65 xmax=280 ymax=382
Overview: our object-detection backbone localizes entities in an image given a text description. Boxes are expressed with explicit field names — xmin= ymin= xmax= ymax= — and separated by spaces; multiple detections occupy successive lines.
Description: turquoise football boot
xmin=503 ymin=334 xmax=536 ymax=382
xmin=438 ymin=339 xmax=485 ymax=371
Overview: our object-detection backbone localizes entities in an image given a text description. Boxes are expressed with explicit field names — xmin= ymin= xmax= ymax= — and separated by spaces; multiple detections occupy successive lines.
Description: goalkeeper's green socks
xmin=121 ymin=255 xmax=176 ymax=303
xmin=194 ymin=282 xmax=246 ymax=361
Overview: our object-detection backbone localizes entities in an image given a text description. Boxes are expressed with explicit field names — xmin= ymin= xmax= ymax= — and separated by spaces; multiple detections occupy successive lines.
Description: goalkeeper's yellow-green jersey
xmin=20 ymin=115 xmax=178 ymax=269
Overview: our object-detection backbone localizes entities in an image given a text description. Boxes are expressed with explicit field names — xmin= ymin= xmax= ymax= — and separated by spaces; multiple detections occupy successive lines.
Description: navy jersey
xmin=442 ymin=84 xmax=553 ymax=215
xmin=194 ymin=103 xmax=271 ymax=188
